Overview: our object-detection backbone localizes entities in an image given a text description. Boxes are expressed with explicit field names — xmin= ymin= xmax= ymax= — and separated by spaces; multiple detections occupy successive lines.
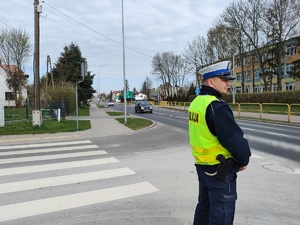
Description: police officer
xmin=188 ymin=61 xmax=251 ymax=225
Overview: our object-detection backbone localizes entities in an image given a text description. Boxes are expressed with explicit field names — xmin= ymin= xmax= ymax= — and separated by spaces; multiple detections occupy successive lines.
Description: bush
xmin=222 ymin=90 xmax=300 ymax=104
xmin=46 ymin=84 xmax=76 ymax=115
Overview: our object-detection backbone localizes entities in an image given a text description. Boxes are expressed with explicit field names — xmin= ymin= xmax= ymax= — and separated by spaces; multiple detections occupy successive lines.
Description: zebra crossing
xmin=0 ymin=140 xmax=159 ymax=223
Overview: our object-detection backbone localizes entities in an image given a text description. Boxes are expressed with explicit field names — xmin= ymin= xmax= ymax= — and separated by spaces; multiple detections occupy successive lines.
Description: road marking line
xmin=242 ymin=129 xmax=300 ymax=140
xmin=0 ymin=167 xmax=136 ymax=194
xmin=0 ymin=140 xmax=92 ymax=150
xmin=0 ymin=150 xmax=107 ymax=164
xmin=135 ymin=147 xmax=189 ymax=156
xmin=0 ymin=182 xmax=159 ymax=222
xmin=0 ymin=145 xmax=100 ymax=156
xmin=0 ymin=158 xmax=119 ymax=176
xmin=251 ymin=154 xmax=264 ymax=159
xmin=245 ymin=134 xmax=300 ymax=153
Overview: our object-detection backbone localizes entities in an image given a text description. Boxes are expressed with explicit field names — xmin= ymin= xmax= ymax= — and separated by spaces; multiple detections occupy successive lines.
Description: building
xmin=233 ymin=36 xmax=300 ymax=93
xmin=0 ymin=64 xmax=28 ymax=107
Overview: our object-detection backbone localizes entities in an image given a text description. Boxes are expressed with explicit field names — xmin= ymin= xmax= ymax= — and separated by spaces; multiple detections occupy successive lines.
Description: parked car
xmin=108 ymin=101 xmax=115 ymax=106
xmin=135 ymin=101 xmax=153 ymax=113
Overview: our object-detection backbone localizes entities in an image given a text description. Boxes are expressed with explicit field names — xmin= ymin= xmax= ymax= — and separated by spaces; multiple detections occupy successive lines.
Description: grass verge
xmin=106 ymin=111 xmax=153 ymax=130
xmin=0 ymin=119 xmax=91 ymax=135
xmin=116 ymin=118 xmax=153 ymax=130
xmin=106 ymin=111 xmax=128 ymax=116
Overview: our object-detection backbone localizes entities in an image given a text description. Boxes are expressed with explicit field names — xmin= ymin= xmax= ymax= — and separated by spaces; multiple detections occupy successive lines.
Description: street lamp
xmin=121 ymin=0 xmax=127 ymax=123
xmin=98 ymin=64 xmax=106 ymax=101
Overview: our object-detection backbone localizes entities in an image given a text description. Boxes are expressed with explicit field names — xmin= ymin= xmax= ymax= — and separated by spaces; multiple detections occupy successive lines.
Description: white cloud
xmin=0 ymin=0 xmax=231 ymax=94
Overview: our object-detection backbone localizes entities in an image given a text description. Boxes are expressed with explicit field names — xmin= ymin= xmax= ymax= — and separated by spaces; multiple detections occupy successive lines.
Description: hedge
xmin=189 ymin=90 xmax=300 ymax=104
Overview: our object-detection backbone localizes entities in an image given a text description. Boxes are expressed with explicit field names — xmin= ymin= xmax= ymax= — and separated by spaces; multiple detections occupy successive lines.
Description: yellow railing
xmin=157 ymin=101 xmax=300 ymax=123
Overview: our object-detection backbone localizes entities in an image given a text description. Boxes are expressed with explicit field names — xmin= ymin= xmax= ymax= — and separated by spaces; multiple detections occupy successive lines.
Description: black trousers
xmin=193 ymin=164 xmax=239 ymax=225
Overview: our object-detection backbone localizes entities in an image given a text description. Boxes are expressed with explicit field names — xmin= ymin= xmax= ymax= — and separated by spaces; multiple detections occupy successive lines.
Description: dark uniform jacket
xmin=200 ymin=85 xmax=251 ymax=166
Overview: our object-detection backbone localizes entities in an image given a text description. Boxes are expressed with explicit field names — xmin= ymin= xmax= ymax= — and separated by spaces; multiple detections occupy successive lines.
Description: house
xmin=134 ymin=93 xmax=147 ymax=101
xmin=0 ymin=64 xmax=28 ymax=107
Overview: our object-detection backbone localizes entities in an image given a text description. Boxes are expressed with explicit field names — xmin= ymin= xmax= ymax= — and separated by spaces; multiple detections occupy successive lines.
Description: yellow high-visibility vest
xmin=188 ymin=95 xmax=233 ymax=165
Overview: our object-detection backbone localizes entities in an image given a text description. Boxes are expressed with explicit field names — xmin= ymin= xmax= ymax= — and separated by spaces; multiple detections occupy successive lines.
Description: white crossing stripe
xmin=0 ymin=144 xmax=99 ymax=156
xmin=0 ymin=167 xmax=136 ymax=194
xmin=0 ymin=140 xmax=92 ymax=150
xmin=291 ymin=168 xmax=300 ymax=174
xmin=251 ymin=154 xmax=264 ymax=159
xmin=0 ymin=158 xmax=119 ymax=176
xmin=0 ymin=182 xmax=159 ymax=223
xmin=0 ymin=150 xmax=107 ymax=164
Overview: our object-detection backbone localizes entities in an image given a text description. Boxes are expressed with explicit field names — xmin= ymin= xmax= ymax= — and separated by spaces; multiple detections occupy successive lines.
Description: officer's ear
xmin=207 ymin=78 xmax=215 ymax=87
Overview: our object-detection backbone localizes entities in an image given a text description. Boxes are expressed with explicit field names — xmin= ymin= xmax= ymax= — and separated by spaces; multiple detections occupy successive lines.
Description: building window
xmin=5 ymin=92 xmax=15 ymax=100
xmin=244 ymin=73 xmax=250 ymax=83
xmin=272 ymin=84 xmax=278 ymax=92
xmin=236 ymin=73 xmax=242 ymax=81
xmin=254 ymin=85 xmax=261 ymax=93
xmin=285 ymin=82 xmax=295 ymax=90
xmin=262 ymin=53 xmax=269 ymax=62
xmin=254 ymin=70 xmax=261 ymax=80
xmin=245 ymin=86 xmax=250 ymax=93
xmin=286 ymin=45 xmax=296 ymax=56
xmin=286 ymin=63 xmax=294 ymax=72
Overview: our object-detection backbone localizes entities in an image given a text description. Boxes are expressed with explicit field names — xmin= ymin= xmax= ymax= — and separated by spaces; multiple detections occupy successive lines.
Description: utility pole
xmin=34 ymin=0 xmax=41 ymax=110
xmin=32 ymin=0 xmax=42 ymax=127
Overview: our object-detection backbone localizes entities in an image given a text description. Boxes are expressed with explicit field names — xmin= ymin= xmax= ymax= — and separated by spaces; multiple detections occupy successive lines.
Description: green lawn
xmin=1 ymin=106 xmax=91 ymax=135
xmin=106 ymin=111 xmax=152 ymax=130
xmin=0 ymin=119 xmax=91 ymax=135
xmin=116 ymin=117 xmax=153 ymax=130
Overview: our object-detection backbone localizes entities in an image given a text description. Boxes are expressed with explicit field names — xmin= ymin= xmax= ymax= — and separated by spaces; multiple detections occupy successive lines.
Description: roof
xmin=0 ymin=64 xmax=28 ymax=77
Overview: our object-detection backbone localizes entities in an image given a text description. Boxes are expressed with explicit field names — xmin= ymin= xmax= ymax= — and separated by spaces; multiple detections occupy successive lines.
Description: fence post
xmin=287 ymin=104 xmax=291 ymax=123
xmin=259 ymin=103 xmax=262 ymax=119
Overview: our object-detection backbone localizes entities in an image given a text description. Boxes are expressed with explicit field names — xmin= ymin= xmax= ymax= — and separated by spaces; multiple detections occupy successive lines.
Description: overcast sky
xmin=0 ymin=0 xmax=231 ymax=95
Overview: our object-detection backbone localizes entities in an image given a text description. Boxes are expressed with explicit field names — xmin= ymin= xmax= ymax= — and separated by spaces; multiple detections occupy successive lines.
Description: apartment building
xmin=233 ymin=36 xmax=300 ymax=93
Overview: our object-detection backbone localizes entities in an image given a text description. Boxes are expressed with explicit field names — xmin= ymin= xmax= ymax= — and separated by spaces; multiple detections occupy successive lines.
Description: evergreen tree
xmin=78 ymin=71 xmax=96 ymax=103
xmin=52 ymin=42 xmax=95 ymax=103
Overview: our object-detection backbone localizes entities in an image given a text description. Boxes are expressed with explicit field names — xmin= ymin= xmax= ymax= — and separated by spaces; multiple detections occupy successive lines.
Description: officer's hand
xmin=239 ymin=166 xmax=247 ymax=171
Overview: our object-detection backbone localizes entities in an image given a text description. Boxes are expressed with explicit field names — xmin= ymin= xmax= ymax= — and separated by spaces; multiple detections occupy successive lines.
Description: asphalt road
xmin=116 ymin=103 xmax=300 ymax=163
xmin=0 ymin=104 xmax=299 ymax=225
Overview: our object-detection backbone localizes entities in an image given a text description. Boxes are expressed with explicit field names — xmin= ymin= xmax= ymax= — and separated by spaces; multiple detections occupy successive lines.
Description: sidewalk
xmin=0 ymin=104 xmax=134 ymax=144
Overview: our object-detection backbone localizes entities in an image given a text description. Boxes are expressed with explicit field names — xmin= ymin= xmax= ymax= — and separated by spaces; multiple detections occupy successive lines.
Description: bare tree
xmin=221 ymin=0 xmax=271 ymax=92
xmin=0 ymin=28 xmax=31 ymax=107
xmin=152 ymin=52 xmax=191 ymax=99
xmin=183 ymin=35 xmax=211 ymax=90
xmin=207 ymin=24 xmax=235 ymax=61
xmin=264 ymin=0 xmax=300 ymax=91
xmin=141 ymin=76 xmax=152 ymax=98
xmin=216 ymin=12 xmax=249 ymax=92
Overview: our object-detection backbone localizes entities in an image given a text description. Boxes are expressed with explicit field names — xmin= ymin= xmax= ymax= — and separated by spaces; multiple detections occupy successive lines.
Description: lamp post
xmin=121 ymin=0 xmax=127 ymax=123
xmin=98 ymin=64 xmax=106 ymax=101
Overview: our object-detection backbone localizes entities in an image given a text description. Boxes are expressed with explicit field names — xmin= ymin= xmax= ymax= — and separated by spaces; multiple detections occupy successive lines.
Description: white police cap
xmin=199 ymin=61 xmax=235 ymax=80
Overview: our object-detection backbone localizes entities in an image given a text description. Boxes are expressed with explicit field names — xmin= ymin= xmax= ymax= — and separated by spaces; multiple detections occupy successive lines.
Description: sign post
xmin=76 ymin=61 xmax=87 ymax=131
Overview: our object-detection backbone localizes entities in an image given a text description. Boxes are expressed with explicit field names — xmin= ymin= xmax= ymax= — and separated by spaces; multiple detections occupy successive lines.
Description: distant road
xmin=112 ymin=103 xmax=300 ymax=162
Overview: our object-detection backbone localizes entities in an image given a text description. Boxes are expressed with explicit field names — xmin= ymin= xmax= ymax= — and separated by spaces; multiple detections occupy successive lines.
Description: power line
xmin=0 ymin=14 xmax=13 ymax=29
xmin=41 ymin=1 xmax=153 ymax=58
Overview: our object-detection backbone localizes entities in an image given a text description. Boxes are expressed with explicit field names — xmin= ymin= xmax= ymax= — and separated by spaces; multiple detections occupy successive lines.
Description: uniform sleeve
xmin=206 ymin=101 xmax=251 ymax=166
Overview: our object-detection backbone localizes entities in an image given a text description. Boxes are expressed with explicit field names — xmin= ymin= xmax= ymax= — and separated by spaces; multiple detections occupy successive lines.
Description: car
xmin=135 ymin=101 xmax=153 ymax=113
xmin=107 ymin=101 xmax=115 ymax=106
